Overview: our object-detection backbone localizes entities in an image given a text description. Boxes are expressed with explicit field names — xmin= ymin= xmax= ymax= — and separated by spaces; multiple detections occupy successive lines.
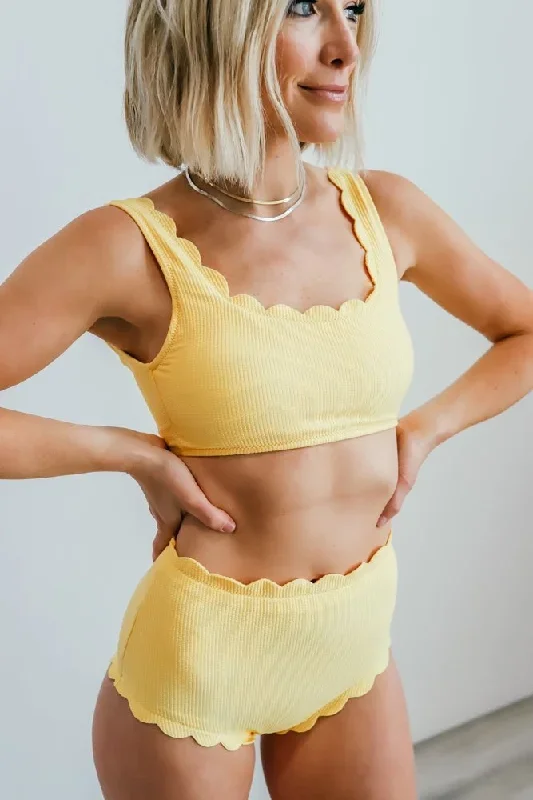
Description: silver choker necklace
xmin=183 ymin=163 xmax=307 ymax=223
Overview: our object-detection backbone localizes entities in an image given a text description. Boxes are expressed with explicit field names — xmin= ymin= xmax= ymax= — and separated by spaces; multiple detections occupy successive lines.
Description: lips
xmin=300 ymin=85 xmax=348 ymax=93
xmin=299 ymin=85 xmax=349 ymax=102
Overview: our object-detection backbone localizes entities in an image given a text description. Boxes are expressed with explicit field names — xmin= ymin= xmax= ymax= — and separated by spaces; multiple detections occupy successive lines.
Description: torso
xmin=91 ymin=164 xmax=415 ymax=583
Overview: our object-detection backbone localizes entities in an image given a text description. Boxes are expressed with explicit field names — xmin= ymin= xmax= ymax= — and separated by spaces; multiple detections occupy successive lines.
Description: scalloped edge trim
xmin=167 ymin=528 xmax=393 ymax=598
xmin=107 ymin=660 xmax=255 ymax=751
xmin=136 ymin=170 xmax=380 ymax=322
xmin=106 ymin=200 xmax=182 ymax=371
xmin=276 ymin=648 xmax=392 ymax=736
xmin=107 ymin=650 xmax=391 ymax=749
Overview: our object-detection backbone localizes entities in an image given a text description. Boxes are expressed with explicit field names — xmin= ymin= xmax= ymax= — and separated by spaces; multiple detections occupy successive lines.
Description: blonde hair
xmin=123 ymin=0 xmax=377 ymax=195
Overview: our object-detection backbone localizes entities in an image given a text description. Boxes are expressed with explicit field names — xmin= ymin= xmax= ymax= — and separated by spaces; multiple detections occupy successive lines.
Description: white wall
xmin=1 ymin=1 xmax=532 ymax=798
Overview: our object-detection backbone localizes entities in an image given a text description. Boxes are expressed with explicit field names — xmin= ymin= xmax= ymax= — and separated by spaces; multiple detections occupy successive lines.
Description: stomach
xmin=173 ymin=428 xmax=398 ymax=585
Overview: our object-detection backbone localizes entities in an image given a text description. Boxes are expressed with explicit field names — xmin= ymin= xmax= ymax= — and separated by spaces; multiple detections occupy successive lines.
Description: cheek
xmin=276 ymin=32 xmax=311 ymax=89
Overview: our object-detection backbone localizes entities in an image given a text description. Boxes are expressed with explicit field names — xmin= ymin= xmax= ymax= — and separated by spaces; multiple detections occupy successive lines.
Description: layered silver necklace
xmin=183 ymin=161 xmax=307 ymax=223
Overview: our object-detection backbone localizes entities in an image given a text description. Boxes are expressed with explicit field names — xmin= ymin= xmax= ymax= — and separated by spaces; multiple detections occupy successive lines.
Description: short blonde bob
xmin=123 ymin=0 xmax=377 ymax=195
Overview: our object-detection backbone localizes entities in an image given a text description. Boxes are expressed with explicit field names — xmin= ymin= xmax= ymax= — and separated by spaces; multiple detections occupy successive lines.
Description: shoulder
xmin=357 ymin=169 xmax=416 ymax=211
xmin=81 ymin=201 xmax=156 ymax=288
xmin=358 ymin=170 xmax=470 ymax=277
xmin=52 ymin=202 xmax=149 ymax=277
xmin=44 ymin=202 xmax=159 ymax=324
xmin=13 ymin=203 xmax=146 ymax=300
xmin=83 ymin=202 xmax=151 ymax=263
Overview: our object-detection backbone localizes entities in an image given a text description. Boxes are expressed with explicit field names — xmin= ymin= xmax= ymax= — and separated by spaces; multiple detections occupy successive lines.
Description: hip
xmin=107 ymin=530 xmax=398 ymax=746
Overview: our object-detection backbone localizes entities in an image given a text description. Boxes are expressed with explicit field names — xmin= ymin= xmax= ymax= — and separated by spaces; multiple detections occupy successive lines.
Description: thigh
xmin=260 ymin=654 xmax=416 ymax=800
xmin=92 ymin=675 xmax=255 ymax=800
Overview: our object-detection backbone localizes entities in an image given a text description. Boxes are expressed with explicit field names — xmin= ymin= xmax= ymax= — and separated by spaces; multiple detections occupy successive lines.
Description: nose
xmin=321 ymin=16 xmax=360 ymax=72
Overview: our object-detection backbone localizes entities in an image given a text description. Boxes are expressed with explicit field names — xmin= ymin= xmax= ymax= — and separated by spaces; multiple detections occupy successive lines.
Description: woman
xmin=2 ymin=0 xmax=532 ymax=797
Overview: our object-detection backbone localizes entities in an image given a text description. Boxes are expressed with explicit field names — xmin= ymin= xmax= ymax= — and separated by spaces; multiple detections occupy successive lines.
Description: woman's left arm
xmin=372 ymin=172 xmax=533 ymax=526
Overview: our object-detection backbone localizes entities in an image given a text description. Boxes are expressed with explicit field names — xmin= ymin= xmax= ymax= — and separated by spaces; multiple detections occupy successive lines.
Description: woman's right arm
xmin=0 ymin=207 xmax=236 ymax=538
xmin=0 ymin=206 xmax=143 ymax=479
xmin=0 ymin=406 xmax=144 ymax=479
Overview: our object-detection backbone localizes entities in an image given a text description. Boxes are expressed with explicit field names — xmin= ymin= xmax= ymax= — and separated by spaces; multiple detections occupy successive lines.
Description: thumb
xmin=377 ymin=476 xmax=410 ymax=527
xmin=185 ymin=493 xmax=237 ymax=533
xmin=165 ymin=454 xmax=237 ymax=534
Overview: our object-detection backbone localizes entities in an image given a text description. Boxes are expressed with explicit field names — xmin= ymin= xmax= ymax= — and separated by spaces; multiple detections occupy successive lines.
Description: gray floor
xmin=415 ymin=696 xmax=533 ymax=799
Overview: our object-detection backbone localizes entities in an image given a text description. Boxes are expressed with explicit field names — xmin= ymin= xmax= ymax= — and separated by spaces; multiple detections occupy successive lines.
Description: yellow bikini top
xmin=107 ymin=168 xmax=414 ymax=456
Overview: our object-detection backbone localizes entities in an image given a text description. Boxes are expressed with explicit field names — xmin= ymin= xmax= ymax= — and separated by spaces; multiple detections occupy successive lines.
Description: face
xmin=272 ymin=0 xmax=364 ymax=144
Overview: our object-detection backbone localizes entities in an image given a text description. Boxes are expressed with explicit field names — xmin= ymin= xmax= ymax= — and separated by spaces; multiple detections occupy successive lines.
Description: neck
xmin=191 ymin=141 xmax=306 ymax=206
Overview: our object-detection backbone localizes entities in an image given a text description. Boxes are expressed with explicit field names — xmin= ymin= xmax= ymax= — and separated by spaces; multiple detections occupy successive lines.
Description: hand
xmin=124 ymin=431 xmax=237 ymax=561
xmin=376 ymin=414 xmax=437 ymax=528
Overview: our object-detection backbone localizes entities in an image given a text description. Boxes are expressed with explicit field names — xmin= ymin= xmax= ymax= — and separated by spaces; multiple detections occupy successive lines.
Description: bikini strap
xmin=327 ymin=168 xmax=399 ymax=291
xmin=106 ymin=196 xmax=193 ymax=371
xmin=108 ymin=197 xmax=187 ymax=303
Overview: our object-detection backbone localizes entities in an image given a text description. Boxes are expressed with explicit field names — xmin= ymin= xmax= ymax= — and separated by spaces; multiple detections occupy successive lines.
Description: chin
xmin=292 ymin=109 xmax=346 ymax=145
xmin=296 ymin=123 xmax=345 ymax=146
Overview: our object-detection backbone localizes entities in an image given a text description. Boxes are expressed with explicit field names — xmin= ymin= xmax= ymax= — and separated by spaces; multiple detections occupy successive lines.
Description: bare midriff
xmin=173 ymin=428 xmax=397 ymax=586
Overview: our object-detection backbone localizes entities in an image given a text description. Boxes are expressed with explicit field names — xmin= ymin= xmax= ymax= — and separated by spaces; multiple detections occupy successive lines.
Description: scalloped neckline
xmin=140 ymin=167 xmax=379 ymax=320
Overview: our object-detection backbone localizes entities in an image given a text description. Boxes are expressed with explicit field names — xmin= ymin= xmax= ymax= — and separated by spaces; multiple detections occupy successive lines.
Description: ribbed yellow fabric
xmin=108 ymin=532 xmax=397 ymax=750
xmin=107 ymin=168 xmax=414 ymax=456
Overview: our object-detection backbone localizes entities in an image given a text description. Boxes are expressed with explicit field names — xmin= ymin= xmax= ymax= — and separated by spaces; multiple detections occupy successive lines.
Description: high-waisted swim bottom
xmin=107 ymin=531 xmax=397 ymax=750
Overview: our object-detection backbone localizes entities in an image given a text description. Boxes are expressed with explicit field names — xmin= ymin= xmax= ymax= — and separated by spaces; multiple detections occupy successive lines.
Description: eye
xmin=287 ymin=0 xmax=316 ymax=17
xmin=346 ymin=2 xmax=366 ymax=23
xmin=287 ymin=1 xmax=366 ymax=22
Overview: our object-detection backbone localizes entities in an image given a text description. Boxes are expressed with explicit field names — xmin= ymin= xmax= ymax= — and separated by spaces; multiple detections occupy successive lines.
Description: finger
xmin=153 ymin=521 xmax=174 ymax=543
xmin=377 ymin=510 xmax=391 ymax=527
xmin=377 ymin=481 xmax=411 ymax=527
xmin=152 ymin=513 xmax=184 ymax=562
xmin=175 ymin=509 xmax=185 ymax=532
xmin=182 ymin=493 xmax=236 ymax=533
xmin=152 ymin=525 xmax=173 ymax=561
xmin=377 ymin=495 xmax=399 ymax=527
xmin=165 ymin=456 xmax=237 ymax=533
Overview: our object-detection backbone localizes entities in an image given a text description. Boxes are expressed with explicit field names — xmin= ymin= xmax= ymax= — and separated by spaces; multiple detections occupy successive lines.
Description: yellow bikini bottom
xmin=108 ymin=531 xmax=397 ymax=751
